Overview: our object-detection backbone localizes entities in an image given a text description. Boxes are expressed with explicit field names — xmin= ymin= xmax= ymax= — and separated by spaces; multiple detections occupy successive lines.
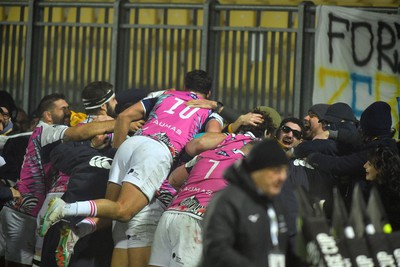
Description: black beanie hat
xmin=320 ymin=102 xmax=357 ymax=123
xmin=360 ymin=101 xmax=392 ymax=137
xmin=244 ymin=139 xmax=289 ymax=172
xmin=309 ymin=104 xmax=330 ymax=120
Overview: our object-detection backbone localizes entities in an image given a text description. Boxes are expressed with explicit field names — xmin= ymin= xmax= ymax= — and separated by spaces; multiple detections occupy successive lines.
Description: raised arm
xmin=226 ymin=112 xmax=263 ymax=133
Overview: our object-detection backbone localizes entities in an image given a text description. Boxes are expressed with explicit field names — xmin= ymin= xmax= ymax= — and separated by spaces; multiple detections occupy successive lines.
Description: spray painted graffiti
xmin=313 ymin=6 xmax=400 ymax=129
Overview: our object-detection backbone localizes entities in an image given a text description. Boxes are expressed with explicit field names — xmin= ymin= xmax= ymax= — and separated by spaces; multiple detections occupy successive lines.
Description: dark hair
xmin=184 ymin=70 xmax=212 ymax=96
xmin=37 ymin=93 xmax=66 ymax=117
xmin=82 ymin=81 xmax=113 ymax=101
xmin=237 ymin=108 xmax=276 ymax=138
xmin=276 ymin=117 xmax=305 ymax=136
xmin=82 ymin=81 xmax=114 ymax=113
xmin=0 ymin=90 xmax=18 ymax=121
xmin=368 ymin=146 xmax=400 ymax=197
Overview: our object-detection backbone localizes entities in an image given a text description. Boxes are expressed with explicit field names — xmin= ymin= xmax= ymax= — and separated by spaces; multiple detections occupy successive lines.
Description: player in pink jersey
xmin=38 ymin=81 xmax=120 ymax=267
xmin=0 ymin=93 xmax=116 ymax=267
xmin=148 ymin=107 xmax=278 ymax=267
xmin=40 ymin=70 xmax=223 ymax=267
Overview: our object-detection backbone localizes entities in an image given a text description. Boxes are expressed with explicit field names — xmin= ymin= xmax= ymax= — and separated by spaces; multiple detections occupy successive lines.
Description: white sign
xmin=313 ymin=6 xmax=400 ymax=127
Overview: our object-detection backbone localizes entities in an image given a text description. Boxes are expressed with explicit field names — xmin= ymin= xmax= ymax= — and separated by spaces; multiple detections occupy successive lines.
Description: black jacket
xmin=201 ymin=161 xmax=290 ymax=267
xmin=307 ymin=137 xmax=398 ymax=178
xmin=307 ymin=137 xmax=398 ymax=208
xmin=0 ymin=134 xmax=30 ymax=183
xmin=49 ymin=141 xmax=116 ymax=202
xmin=0 ymin=185 xmax=13 ymax=202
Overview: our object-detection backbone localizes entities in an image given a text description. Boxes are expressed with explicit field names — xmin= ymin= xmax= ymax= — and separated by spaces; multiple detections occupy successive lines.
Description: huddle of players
xmin=2 ymin=69 xmax=400 ymax=267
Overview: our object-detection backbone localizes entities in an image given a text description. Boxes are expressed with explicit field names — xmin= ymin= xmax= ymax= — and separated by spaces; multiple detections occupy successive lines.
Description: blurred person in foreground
xmin=201 ymin=139 xmax=294 ymax=267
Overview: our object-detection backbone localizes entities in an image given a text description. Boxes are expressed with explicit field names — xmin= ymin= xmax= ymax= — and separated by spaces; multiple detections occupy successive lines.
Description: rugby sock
xmin=74 ymin=218 xmax=97 ymax=237
xmin=64 ymin=200 xmax=98 ymax=217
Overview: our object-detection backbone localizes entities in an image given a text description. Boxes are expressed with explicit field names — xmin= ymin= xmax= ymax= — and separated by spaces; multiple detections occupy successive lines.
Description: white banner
xmin=313 ymin=6 xmax=400 ymax=126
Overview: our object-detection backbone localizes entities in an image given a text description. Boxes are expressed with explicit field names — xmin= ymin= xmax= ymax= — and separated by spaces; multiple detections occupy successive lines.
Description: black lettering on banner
xmin=396 ymin=22 xmax=400 ymax=73
xmin=328 ymin=13 xmax=350 ymax=63
xmin=377 ymin=21 xmax=399 ymax=73
xmin=351 ymin=22 xmax=374 ymax=66
xmin=395 ymin=22 xmax=400 ymax=37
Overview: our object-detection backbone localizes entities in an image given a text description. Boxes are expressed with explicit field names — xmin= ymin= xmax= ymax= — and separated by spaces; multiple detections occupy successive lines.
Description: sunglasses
xmin=281 ymin=125 xmax=302 ymax=139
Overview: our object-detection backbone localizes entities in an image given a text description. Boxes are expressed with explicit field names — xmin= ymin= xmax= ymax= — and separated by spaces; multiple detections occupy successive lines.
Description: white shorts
xmin=112 ymin=220 xmax=128 ymax=249
xmin=148 ymin=211 xmax=203 ymax=267
xmin=112 ymin=198 xmax=164 ymax=249
xmin=108 ymin=135 xmax=173 ymax=201
xmin=0 ymin=206 xmax=37 ymax=265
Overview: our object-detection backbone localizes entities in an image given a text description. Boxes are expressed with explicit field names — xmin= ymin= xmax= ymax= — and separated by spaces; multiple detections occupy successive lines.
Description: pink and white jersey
xmin=135 ymin=90 xmax=214 ymax=159
xmin=6 ymin=121 xmax=68 ymax=217
xmin=168 ymin=132 xmax=257 ymax=219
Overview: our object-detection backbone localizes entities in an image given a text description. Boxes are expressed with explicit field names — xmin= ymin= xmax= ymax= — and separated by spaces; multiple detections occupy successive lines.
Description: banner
xmin=313 ymin=6 xmax=400 ymax=129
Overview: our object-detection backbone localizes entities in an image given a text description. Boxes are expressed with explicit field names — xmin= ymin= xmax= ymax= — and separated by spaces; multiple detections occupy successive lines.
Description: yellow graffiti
xmin=318 ymin=67 xmax=350 ymax=104
xmin=375 ymin=72 xmax=400 ymax=124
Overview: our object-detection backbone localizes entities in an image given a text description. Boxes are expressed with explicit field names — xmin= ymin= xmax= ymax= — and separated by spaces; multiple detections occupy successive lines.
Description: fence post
xmin=22 ymin=0 xmax=37 ymax=112
xmin=200 ymin=0 xmax=212 ymax=70
xmin=294 ymin=1 xmax=315 ymax=118
xmin=110 ymin=0 xmax=121 ymax=91
xmin=206 ymin=0 xmax=220 ymax=100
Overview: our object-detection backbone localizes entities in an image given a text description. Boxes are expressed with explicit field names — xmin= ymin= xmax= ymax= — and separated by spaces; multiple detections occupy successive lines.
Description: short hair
xmin=37 ymin=93 xmax=66 ymax=117
xmin=237 ymin=108 xmax=276 ymax=138
xmin=184 ymin=70 xmax=212 ymax=96
xmin=277 ymin=117 xmax=305 ymax=136
xmin=82 ymin=81 xmax=114 ymax=113
xmin=82 ymin=81 xmax=114 ymax=101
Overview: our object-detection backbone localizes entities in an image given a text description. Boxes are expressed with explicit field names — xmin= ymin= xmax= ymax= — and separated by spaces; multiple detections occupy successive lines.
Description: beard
xmin=106 ymin=104 xmax=117 ymax=119
xmin=52 ymin=113 xmax=70 ymax=126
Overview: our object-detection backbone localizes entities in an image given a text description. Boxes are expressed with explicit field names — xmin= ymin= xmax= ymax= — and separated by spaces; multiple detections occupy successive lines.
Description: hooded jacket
xmin=201 ymin=160 xmax=290 ymax=267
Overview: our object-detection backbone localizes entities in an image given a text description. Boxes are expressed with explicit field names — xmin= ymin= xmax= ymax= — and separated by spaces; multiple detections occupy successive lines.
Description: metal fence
xmin=0 ymin=1 xmax=398 ymax=117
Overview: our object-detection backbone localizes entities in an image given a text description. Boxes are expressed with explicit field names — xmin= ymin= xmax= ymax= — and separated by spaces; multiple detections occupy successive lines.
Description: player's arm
xmin=168 ymin=156 xmax=199 ymax=191
xmin=63 ymin=120 xmax=115 ymax=142
xmin=187 ymin=99 xmax=240 ymax=123
xmin=226 ymin=112 xmax=263 ymax=133
xmin=113 ymin=101 xmax=145 ymax=148
xmin=185 ymin=132 xmax=228 ymax=157
xmin=205 ymin=118 xmax=223 ymax=133
xmin=168 ymin=164 xmax=190 ymax=191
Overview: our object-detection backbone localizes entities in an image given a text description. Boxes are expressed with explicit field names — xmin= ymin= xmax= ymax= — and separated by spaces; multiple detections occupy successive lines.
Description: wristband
xmin=227 ymin=124 xmax=233 ymax=133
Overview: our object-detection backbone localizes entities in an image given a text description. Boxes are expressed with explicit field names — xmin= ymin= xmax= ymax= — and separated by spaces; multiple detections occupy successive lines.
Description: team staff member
xmin=201 ymin=139 xmax=293 ymax=267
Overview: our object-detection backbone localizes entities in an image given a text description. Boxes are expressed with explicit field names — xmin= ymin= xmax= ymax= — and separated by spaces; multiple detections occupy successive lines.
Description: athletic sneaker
xmin=55 ymin=226 xmax=79 ymax=267
xmin=40 ymin=197 xmax=66 ymax=237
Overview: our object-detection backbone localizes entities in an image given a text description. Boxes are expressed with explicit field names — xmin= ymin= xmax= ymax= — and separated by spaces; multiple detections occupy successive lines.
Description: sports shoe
xmin=40 ymin=197 xmax=66 ymax=237
xmin=55 ymin=225 xmax=79 ymax=267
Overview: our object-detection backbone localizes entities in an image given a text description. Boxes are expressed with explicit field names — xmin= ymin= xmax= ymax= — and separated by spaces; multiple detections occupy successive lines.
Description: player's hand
xmin=90 ymin=134 xmax=110 ymax=150
xmin=238 ymin=112 xmax=264 ymax=126
xmin=129 ymin=120 xmax=145 ymax=133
